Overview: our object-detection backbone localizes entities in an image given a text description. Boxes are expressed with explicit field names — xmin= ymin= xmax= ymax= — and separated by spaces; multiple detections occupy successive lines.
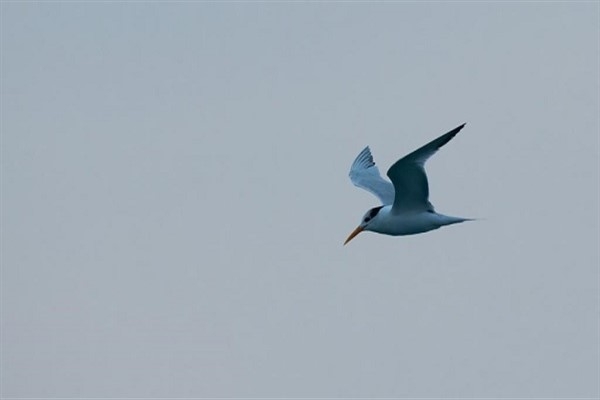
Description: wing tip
xmin=452 ymin=122 xmax=467 ymax=135
xmin=443 ymin=122 xmax=467 ymax=142
xmin=351 ymin=146 xmax=375 ymax=170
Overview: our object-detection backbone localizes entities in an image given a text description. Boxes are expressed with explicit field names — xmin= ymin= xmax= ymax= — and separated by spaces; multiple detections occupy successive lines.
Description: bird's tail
xmin=437 ymin=214 xmax=478 ymax=226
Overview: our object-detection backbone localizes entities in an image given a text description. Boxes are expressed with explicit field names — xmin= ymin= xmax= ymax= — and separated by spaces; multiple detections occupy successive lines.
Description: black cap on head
xmin=364 ymin=205 xmax=383 ymax=223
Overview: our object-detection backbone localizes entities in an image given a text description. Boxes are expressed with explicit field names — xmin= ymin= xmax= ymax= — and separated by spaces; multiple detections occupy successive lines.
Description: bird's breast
xmin=371 ymin=210 xmax=443 ymax=236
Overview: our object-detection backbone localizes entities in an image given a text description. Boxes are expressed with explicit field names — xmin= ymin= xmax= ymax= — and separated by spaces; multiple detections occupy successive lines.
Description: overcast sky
xmin=2 ymin=1 xmax=599 ymax=398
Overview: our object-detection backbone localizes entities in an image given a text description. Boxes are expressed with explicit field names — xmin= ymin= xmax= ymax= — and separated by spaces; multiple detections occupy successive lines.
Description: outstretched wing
xmin=349 ymin=146 xmax=395 ymax=205
xmin=386 ymin=123 xmax=466 ymax=213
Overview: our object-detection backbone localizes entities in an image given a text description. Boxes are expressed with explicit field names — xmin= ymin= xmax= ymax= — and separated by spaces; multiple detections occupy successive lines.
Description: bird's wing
xmin=386 ymin=123 xmax=466 ymax=213
xmin=349 ymin=146 xmax=395 ymax=205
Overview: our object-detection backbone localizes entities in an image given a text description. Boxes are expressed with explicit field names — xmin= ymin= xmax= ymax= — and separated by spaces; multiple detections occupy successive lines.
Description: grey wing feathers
xmin=386 ymin=123 xmax=466 ymax=213
xmin=397 ymin=123 xmax=465 ymax=167
xmin=349 ymin=147 xmax=395 ymax=205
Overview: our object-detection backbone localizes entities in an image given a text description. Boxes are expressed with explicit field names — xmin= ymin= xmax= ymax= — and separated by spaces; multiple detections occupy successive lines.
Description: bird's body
xmin=364 ymin=206 xmax=470 ymax=236
xmin=344 ymin=123 xmax=472 ymax=245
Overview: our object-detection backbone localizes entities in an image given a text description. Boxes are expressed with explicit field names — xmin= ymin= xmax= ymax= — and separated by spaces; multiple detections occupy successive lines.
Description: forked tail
xmin=437 ymin=214 xmax=477 ymax=227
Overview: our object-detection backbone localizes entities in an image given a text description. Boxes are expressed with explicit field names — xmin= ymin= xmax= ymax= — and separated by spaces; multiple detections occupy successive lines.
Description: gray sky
xmin=2 ymin=2 xmax=598 ymax=398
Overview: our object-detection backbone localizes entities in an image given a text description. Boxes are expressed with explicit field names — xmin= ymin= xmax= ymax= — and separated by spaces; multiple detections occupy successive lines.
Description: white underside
xmin=367 ymin=206 xmax=470 ymax=236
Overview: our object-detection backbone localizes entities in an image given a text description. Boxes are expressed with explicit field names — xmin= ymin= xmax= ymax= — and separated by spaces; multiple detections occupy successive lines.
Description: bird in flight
xmin=344 ymin=123 xmax=473 ymax=245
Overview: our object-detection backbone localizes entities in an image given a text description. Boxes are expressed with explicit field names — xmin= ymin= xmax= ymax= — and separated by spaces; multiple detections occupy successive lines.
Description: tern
xmin=344 ymin=123 xmax=473 ymax=245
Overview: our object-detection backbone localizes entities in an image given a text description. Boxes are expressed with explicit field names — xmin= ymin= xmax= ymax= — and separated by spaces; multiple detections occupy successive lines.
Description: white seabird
xmin=345 ymin=123 xmax=473 ymax=245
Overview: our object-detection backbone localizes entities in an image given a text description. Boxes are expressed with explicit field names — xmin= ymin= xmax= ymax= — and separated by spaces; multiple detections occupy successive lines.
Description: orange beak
xmin=344 ymin=226 xmax=364 ymax=245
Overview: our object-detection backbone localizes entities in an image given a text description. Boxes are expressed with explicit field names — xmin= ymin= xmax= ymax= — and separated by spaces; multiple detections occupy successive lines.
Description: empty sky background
xmin=2 ymin=1 xmax=599 ymax=398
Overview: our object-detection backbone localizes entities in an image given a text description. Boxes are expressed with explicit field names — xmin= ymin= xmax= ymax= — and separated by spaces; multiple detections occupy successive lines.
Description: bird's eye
xmin=364 ymin=206 xmax=383 ymax=223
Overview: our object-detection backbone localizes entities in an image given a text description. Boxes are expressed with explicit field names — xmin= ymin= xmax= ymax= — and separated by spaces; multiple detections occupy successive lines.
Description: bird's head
xmin=344 ymin=205 xmax=384 ymax=245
